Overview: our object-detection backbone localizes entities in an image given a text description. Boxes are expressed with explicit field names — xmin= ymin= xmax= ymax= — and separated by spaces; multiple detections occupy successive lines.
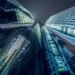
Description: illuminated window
xmin=67 ymin=28 xmax=73 ymax=35
xmin=49 ymin=40 xmax=54 ymax=44
xmin=63 ymin=27 xmax=67 ymax=33
xmin=16 ymin=9 xmax=34 ymax=24
xmin=73 ymin=29 xmax=75 ymax=36
xmin=55 ymin=56 xmax=65 ymax=68
xmin=57 ymin=26 xmax=62 ymax=31
xmin=47 ymin=35 xmax=52 ymax=41
xmin=52 ymin=47 xmax=59 ymax=55
xmin=50 ymin=43 xmax=56 ymax=48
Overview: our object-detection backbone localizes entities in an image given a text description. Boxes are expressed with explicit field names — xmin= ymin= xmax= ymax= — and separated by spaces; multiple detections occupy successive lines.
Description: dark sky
xmin=18 ymin=0 xmax=75 ymax=23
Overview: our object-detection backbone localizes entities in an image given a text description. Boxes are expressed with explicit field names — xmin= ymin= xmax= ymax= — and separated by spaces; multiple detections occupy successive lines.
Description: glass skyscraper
xmin=45 ymin=6 xmax=75 ymax=75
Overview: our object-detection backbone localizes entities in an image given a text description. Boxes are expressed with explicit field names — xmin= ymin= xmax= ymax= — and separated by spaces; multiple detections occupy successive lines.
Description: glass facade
xmin=0 ymin=0 xmax=35 ymax=29
xmin=41 ymin=27 xmax=73 ymax=75
xmin=46 ymin=6 xmax=75 ymax=38
xmin=47 ymin=24 xmax=75 ymax=38
xmin=45 ymin=6 xmax=75 ymax=75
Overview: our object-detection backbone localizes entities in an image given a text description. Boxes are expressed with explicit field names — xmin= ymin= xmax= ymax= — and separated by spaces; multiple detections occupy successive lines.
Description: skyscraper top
xmin=46 ymin=6 xmax=75 ymax=26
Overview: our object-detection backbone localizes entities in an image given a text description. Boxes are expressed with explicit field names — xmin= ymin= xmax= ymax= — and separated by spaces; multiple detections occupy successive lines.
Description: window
xmin=67 ymin=28 xmax=73 ymax=35
xmin=16 ymin=9 xmax=34 ymax=24
xmin=63 ymin=27 xmax=67 ymax=33
xmin=57 ymin=26 xmax=62 ymax=31
xmin=73 ymin=29 xmax=75 ymax=36
xmin=48 ymin=40 xmax=54 ymax=44
xmin=55 ymin=56 xmax=68 ymax=72
xmin=0 ymin=10 xmax=17 ymax=23
xmin=55 ymin=56 xmax=65 ymax=67
xmin=50 ymin=43 xmax=56 ymax=48
xmin=52 ymin=47 xmax=59 ymax=55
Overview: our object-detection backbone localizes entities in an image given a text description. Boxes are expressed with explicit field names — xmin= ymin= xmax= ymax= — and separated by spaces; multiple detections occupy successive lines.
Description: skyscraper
xmin=45 ymin=6 xmax=75 ymax=75
xmin=0 ymin=0 xmax=35 ymax=29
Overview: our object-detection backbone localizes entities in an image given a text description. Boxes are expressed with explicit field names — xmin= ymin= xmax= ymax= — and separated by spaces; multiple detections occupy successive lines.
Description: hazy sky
xmin=18 ymin=0 xmax=75 ymax=23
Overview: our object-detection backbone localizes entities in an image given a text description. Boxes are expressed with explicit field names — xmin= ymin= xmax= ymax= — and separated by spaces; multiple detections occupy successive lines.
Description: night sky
xmin=18 ymin=0 xmax=75 ymax=23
